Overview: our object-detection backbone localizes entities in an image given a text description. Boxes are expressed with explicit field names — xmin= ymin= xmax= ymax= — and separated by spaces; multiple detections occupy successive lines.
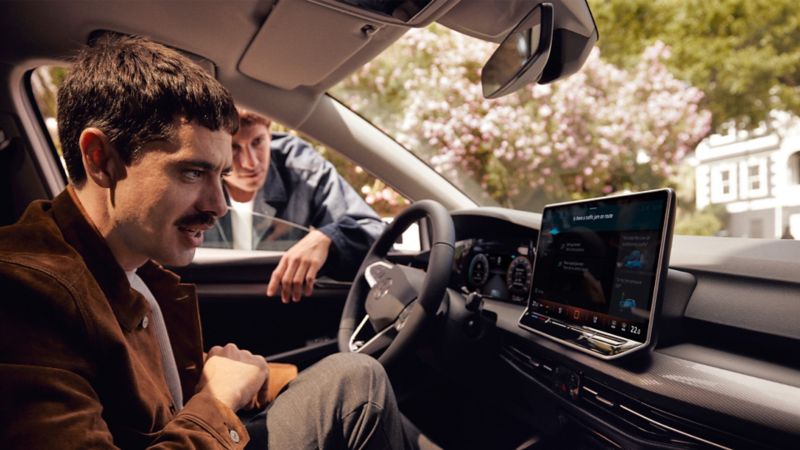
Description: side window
xmin=27 ymin=65 xmax=419 ymax=254
xmin=267 ymin=125 xmax=420 ymax=252
xmin=312 ymin=137 xmax=421 ymax=252
xmin=30 ymin=66 xmax=67 ymax=163
xmin=204 ymin=126 xmax=415 ymax=253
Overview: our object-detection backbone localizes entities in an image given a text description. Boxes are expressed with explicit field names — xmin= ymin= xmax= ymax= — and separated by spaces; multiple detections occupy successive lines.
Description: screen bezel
xmin=519 ymin=189 xmax=674 ymax=360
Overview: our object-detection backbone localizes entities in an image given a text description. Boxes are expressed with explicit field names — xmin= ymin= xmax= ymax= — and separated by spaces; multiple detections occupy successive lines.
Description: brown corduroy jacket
xmin=0 ymin=187 xmax=249 ymax=449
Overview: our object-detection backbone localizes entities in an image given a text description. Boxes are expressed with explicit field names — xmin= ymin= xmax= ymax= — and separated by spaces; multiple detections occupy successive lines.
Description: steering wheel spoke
xmin=349 ymin=315 xmax=396 ymax=355
xmin=349 ymin=301 xmax=418 ymax=356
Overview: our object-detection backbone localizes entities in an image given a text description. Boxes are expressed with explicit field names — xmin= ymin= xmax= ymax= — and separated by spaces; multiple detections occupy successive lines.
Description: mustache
xmin=174 ymin=212 xmax=217 ymax=229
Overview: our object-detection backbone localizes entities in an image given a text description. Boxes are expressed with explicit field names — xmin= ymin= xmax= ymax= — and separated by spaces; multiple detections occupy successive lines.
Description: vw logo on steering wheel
xmin=374 ymin=277 xmax=393 ymax=299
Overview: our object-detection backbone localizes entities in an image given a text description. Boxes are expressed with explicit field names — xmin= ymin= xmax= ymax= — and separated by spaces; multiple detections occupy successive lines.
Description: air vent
xmin=501 ymin=339 xmax=556 ymax=387
xmin=500 ymin=335 xmax=769 ymax=449
xmin=579 ymin=377 xmax=768 ymax=450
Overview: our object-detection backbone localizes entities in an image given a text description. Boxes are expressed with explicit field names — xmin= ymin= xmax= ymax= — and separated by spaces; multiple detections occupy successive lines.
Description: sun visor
xmin=239 ymin=0 xmax=455 ymax=91
xmin=239 ymin=1 xmax=385 ymax=90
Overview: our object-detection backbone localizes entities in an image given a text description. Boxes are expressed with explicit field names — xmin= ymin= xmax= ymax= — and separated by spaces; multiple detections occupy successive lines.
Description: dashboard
xmin=428 ymin=207 xmax=800 ymax=449
xmin=452 ymin=237 xmax=534 ymax=305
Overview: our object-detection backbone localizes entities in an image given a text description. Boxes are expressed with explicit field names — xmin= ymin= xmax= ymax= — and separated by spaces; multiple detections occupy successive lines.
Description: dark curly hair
xmin=57 ymin=34 xmax=239 ymax=187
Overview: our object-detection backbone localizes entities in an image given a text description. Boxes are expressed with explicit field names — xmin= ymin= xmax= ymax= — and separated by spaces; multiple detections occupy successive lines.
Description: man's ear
xmin=79 ymin=128 xmax=121 ymax=189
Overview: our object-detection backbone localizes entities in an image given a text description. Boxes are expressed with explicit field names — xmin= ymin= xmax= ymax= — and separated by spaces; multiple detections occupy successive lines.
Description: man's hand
xmin=195 ymin=343 xmax=269 ymax=412
xmin=267 ymin=230 xmax=332 ymax=303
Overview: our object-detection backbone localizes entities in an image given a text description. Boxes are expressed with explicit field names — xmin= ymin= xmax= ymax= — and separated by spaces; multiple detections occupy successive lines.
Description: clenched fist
xmin=196 ymin=343 xmax=269 ymax=412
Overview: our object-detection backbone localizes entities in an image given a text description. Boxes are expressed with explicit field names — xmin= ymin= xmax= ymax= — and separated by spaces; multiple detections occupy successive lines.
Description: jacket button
xmin=230 ymin=429 xmax=240 ymax=443
xmin=141 ymin=316 xmax=149 ymax=329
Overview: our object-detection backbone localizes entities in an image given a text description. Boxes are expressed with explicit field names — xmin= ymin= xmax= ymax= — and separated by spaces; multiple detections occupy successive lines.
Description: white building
xmin=695 ymin=114 xmax=800 ymax=239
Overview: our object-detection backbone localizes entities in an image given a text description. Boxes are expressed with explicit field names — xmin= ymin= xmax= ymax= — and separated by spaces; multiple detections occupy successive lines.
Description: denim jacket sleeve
xmin=269 ymin=133 xmax=386 ymax=280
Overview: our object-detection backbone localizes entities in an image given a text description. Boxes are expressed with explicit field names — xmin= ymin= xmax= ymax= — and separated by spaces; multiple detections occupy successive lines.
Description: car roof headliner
xmin=1 ymin=0 xmax=580 ymax=129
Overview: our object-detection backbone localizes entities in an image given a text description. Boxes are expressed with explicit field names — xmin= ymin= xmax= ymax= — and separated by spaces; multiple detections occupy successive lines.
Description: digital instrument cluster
xmin=453 ymin=239 xmax=535 ymax=304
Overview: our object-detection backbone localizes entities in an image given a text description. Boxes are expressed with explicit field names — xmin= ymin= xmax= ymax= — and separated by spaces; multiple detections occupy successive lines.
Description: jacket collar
xmin=51 ymin=187 xmax=149 ymax=332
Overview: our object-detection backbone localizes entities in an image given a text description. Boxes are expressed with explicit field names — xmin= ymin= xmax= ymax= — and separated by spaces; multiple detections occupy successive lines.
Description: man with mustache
xmin=204 ymin=110 xmax=385 ymax=304
xmin=0 ymin=35 xmax=408 ymax=449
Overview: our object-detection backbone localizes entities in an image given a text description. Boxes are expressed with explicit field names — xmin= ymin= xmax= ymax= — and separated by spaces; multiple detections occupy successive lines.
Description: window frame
xmin=711 ymin=162 xmax=738 ymax=204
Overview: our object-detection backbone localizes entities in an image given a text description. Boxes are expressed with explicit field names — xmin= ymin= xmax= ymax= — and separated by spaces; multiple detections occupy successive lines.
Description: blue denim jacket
xmin=203 ymin=133 xmax=386 ymax=280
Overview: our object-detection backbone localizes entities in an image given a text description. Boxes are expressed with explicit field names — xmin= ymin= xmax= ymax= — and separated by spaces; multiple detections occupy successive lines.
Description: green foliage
xmin=30 ymin=66 xmax=67 ymax=155
xmin=701 ymin=203 xmax=731 ymax=228
xmin=589 ymin=0 xmax=800 ymax=132
xmin=674 ymin=212 xmax=723 ymax=236
xmin=673 ymin=203 xmax=730 ymax=236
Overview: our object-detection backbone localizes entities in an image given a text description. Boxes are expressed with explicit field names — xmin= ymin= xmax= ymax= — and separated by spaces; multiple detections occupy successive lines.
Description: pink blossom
xmin=332 ymin=29 xmax=710 ymax=206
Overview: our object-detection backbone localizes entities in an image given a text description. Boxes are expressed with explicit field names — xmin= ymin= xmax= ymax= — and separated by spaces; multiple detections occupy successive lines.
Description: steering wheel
xmin=338 ymin=200 xmax=455 ymax=367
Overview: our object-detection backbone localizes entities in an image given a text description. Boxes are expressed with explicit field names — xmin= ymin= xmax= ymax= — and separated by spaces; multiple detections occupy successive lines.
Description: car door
xmin=168 ymin=216 xmax=424 ymax=369
xmin=168 ymin=246 xmax=353 ymax=368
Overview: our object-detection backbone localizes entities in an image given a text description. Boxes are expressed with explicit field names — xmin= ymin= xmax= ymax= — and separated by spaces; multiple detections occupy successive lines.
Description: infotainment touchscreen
xmin=519 ymin=189 xmax=674 ymax=359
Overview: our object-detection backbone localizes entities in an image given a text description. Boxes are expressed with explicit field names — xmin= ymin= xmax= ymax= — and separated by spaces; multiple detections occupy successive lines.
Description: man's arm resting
xmin=0 ymin=363 xmax=250 ymax=449
xmin=314 ymin=216 xmax=385 ymax=278
xmin=266 ymin=229 xmax=332 ymax=303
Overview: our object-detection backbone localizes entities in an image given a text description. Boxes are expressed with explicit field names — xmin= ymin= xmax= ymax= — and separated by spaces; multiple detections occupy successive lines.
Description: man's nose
xmin=202 ymin=177 xmax=229 ymax=218
xmin=239 ymin=146 xmax=257 ymax=169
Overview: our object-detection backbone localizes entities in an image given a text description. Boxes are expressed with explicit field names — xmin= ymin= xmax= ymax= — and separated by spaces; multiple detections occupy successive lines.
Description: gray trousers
xmin=245 ymin=353 xmax=410 ymax=450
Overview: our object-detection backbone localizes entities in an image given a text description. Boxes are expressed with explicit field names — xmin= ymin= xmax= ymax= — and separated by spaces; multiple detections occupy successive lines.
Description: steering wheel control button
xmin=374 ymin=277 xmax=392 ymax=299
xmin=395 ymin=303 xmax=414 ymax=331
xmin=365 ymin=261 xmax=394 ymax=287
xmin=229 ymin=429 xmax=239 ymax=443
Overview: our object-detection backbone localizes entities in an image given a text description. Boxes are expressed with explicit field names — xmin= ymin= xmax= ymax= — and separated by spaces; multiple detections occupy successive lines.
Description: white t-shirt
xmin=126 ymin=270 xmax=183 ymax=411
xmin=229 ymin=196 xmax=256 ymax=250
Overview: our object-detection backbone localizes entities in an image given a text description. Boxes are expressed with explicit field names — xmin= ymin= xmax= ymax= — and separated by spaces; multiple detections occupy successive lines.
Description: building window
xmin=711 ymin=163 xmax=737 ymax=203
xmin=789 ymin=152 xmax=800 ymax=185
xmin=742 ymin=158 xmax=767 ymax=199
xmin=748 ymin=165 xmax=760 ymax=191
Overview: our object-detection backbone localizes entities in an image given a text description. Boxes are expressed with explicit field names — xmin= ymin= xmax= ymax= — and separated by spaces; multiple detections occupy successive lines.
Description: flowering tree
xmin=332 ymin=25 xmax=712 ymax=210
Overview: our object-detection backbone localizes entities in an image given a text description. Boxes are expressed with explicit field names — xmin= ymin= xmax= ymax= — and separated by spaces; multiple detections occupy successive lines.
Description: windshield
xmin=331 ymin=0 xmax=800 ymax=240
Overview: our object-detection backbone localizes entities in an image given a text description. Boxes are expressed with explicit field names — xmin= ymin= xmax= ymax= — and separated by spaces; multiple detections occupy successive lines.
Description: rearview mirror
xmin=482 ymin=3 xmax=554 ymax=99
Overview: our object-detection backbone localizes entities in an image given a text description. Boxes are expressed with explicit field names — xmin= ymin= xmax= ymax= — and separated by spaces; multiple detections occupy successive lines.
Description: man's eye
xmin=184 ymin=170 xmax=202 ymax=181
xmin=253 ymin=137 xmax=262 ymax=146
